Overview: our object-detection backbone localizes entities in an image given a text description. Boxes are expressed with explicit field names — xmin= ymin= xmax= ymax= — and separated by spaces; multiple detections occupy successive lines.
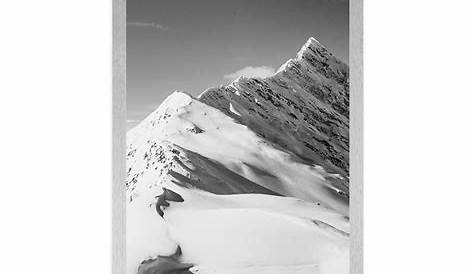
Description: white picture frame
xmin=113 ymin=1 xmax=363 ymax=273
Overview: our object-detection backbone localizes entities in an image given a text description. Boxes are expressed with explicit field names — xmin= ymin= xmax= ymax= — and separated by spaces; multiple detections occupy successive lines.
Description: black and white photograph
xmin=126 ymin=1 xmax=351 ymax=273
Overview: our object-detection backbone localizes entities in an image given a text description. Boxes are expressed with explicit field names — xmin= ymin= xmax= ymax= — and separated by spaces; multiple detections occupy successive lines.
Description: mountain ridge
xmin=126 ymin=37 xmax=350 ymax=274
xmin=198 ymin=37 xmax=349 ymax=184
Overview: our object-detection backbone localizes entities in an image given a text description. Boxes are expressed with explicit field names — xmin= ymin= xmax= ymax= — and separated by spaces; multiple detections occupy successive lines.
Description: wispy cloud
xmin=127 ymin=21 xmax=169 ymax=31
xmin=224 ymin=66 xmax=276 ymax=80
xmin=127 ymin=119 xmax=139 ymax=122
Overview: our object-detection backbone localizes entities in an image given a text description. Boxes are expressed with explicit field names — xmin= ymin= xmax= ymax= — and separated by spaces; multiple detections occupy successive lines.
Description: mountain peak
xmin=155 ymin=91 xmax=194 ymax=112
xmin=276 ymin=37 xmax=331 ymax=74
xmin=128 ymin=91 xmax=195 ymax=136
xmin=305 ymin=37 xmax=322 ymax=47
xmin=296 ymin=36 xmax=327 ymax=59
xmin=166 ymin=90 xmax=193 ymax=103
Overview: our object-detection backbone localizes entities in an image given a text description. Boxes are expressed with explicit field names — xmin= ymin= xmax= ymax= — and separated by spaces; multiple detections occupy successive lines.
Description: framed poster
xmin=113 ymin=1 xmax=362 ymax=273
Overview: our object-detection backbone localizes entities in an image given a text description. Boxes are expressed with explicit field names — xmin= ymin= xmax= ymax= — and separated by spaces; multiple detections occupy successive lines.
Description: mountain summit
xmin=199 ymin=37 xmax=349 ymax=182
xmin=126 ymin=37 xmax=350 ymax=274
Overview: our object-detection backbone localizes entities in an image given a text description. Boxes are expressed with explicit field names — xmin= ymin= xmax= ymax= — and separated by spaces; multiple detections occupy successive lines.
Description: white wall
xmin=0 ymin=1 xmax=112 ymax=273
xmin=365 ymin=0 xmax=474 ymax=273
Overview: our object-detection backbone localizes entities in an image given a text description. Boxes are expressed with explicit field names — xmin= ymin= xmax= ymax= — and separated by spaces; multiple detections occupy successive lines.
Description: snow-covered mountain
xmin=126 ymin=37 xmax=350 ymax=274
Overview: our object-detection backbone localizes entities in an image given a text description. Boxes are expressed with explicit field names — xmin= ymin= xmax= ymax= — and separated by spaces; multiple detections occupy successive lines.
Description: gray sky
xmin=127 ymin=0 xmax=348 ymax=128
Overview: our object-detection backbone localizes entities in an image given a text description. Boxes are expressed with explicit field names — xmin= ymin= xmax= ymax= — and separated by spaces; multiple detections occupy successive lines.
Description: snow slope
xmin=126 ymin=37 xmax=350 ymax=274
xmin=129 ymin=183 xmax=349 ymax=274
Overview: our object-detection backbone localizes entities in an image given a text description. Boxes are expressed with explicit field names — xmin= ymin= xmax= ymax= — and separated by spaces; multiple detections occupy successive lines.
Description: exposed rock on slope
xmin=199 ymin=37 xmax=349 ymax=187
xmin=127 ymin=88 xmax=349 ymax=213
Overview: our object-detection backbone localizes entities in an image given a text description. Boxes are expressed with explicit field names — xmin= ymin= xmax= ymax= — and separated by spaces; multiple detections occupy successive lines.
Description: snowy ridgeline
xmin=126 ymin=37 xmax=350 ymax=274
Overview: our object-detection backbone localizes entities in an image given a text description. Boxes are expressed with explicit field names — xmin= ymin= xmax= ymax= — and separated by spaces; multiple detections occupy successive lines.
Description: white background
xmin=0 ymin=0 xmax=473 ymax=273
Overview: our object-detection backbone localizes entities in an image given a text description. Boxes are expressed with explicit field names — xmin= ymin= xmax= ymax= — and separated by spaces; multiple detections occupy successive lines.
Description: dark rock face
xmin=166 ymin=146 xmax=282 ymax=196
xmin=127 ymin=140 xmax=282 ymax=200
xmin=186 ymin=124 xmax=204 ymax=134
xmin=138 ymin=247 xmax=193 ymax=274
xmin=155 ymin=188 xmax=184 ymax=217
xmin=198 ymin=38 xmax=349 ymax=188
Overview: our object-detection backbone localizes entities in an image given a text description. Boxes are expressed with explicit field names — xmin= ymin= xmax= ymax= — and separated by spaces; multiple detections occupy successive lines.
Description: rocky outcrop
xmin=154 ymin=188 xmax=184 ymax=217
xmin=199 ymin=38 xmax=349 ymax=187
xmin=138 ymin=247 xmax=193 ymax=274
